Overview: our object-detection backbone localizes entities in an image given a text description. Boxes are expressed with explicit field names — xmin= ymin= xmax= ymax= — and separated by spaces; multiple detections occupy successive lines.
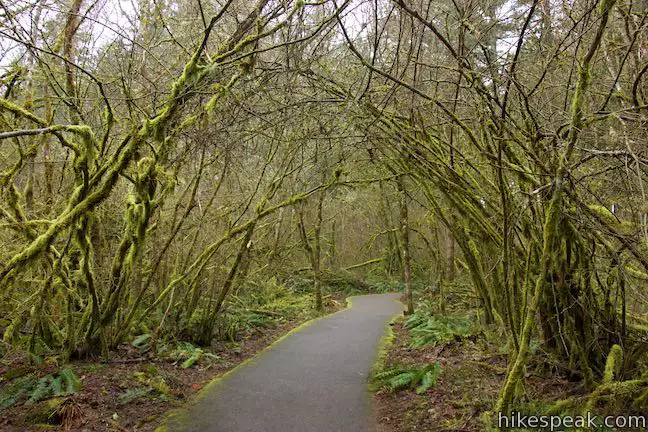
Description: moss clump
xmin=369 ymin=316 xmax=400 ymax=387
xmin=587 ymin=204 xmax=635 ymax=234
xmin=625 ymin=266 xmax=648 ymax=280
xmin=26 ymin=398 xmax=64 ymax=425
xmin=603 ymin=344 xmax=623 ymax=384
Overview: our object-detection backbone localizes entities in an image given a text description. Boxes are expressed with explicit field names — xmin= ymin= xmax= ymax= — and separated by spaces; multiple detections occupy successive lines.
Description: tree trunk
xmin=397 ymin=176 xmax=414 ymax=315
xmin=297 ymin=190 xmax=325 ymax=312
xmin=446 ymin=229 xmax=456 ymax=281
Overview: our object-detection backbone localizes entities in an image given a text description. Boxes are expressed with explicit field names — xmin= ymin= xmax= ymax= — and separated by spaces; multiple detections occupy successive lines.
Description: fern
xmin=131 ymin=333 xmax=152 ymax=350
xmin=59 ymin=368 xmax=81 ymax=394
xmin=1 ymin=368 xmax=82 ymax=409
xmin=373 ymin=362 xmax=441 ymax=394
xmin=49 ymin=375 xmax=63 ymax=395
xmin=406 ymin=313 xmax=475 ymax=348
xmin=388 ymin=371 xmax=417 ymax=391
xmin=405 ymin=313 xmax=427 ymax=330
xmin=119 ymin=387 xmax=153 ymax=405
xmin=0 ymin=374 xmax=38 ymax=409
xmin=26 ymin=376 xmax=53 ymax=404
xmin=182 ymin=348 xmax=203 ymax=369
xmin=373 ymin=367 xmax=406 ymax=380
xmin=416 ymin=362 xmax=441 ymax=394
xmin=164 ymin=341 xmax=220 ymax=368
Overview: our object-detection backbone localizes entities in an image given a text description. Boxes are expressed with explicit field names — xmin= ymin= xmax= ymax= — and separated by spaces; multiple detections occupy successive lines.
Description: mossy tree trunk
xmin=396 ymin=175 xmax=414 ymax=315
xmin=298 ymin=188 xmax=326 ymax=312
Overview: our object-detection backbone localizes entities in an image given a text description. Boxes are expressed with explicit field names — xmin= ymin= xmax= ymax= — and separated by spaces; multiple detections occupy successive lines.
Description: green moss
xmin=205 ymin=84 xmax=225 ymax=114
xmin=179 ymin=114 xmax=198 ymax=129
xmin=66 ymin=125 xmax=98 ymax=160
xmin=587 ymin=204 xmax=635 ymax=234
xmin=25 ymin=398 xmax=63 ymax=425
xmin=603 ymin=344 xmax=623 ymax=384
xmin=370 ymin=316 xmax=401 ymax=385
xmin=600 ymin=0 xmax=617 ymax=13
xmin=587 ymin=204 xmax=616 ymax=223
xmin=0 ymin=98 xmax=46 ymax=125
xmin=625 ymin=266 xmax=648 ymax=280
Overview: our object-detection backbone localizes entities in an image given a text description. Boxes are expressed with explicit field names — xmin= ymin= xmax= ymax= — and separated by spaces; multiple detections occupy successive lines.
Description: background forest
xmin=0 ymin=0 xmax=647 ymax=429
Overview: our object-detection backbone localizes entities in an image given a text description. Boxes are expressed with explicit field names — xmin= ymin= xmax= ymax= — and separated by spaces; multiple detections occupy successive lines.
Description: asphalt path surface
xmin=162 ymin=293 xmax=403 ymax=432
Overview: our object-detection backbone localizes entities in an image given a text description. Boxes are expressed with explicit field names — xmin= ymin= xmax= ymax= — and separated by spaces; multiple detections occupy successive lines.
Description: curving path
xmin=160 ymin=293 xmax=403 ymax=432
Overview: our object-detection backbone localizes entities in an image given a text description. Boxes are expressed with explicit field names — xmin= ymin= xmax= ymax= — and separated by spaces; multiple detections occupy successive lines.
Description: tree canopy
xmin=1 ymin=0 xmax=647 ymax=420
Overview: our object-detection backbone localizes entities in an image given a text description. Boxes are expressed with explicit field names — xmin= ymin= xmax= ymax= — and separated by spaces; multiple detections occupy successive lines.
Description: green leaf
xmin=132 ymin=333 xmax=152 ymax=348
xmin=182 ymin=348 xmax=203 ymax=368
xmin=119 ymin=387 xmax=153 ymax=405
xmin=0 ymin=375 xmax=37 ymax=409
xmin=59 ymin=368 xmax=81 ymax=394
xmin=373 ymin=362 xmax=442 ymax=394
xmin=416 ymin=362 xmax=441 ymax=394
xmin=26 ymin=376 xmax=52 ymax=404
xmin=49 ymin=376 xmax=63 ymax=395
xmin=388 ymin=372 xmax=416 ymax=392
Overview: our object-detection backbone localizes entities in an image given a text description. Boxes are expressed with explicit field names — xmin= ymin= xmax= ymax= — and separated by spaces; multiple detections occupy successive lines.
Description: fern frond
xmin=404 ymin=313 xmax=426 ymax=330
xmin=0 ymin=375 xmax=37 ymax=408
xmin=409 ymin=314 xmax=475 ymax=348
xmin=373 ymin=367 xmax=409 ymax=380
xmin=373 ymin=363 xmax=442 ymax=394
xmin=50 ymin=376 xmax=63 ymax=395
xmin=182 ymin=348 xmax=203 ymax=368
xmin=387 ymin=372 xmax=417 ymax=391
xmin=26 ymin=376 xmax=52 ymax=404
xmin=59 ymin=368 xmax=81 ymax=394
xmin=416 ymin=362 xmax=441 ymax=394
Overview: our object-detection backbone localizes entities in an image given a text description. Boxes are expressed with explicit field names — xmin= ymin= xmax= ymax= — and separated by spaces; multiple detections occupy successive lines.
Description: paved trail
xmin=161 ymin=293 xmax=403 ymax=432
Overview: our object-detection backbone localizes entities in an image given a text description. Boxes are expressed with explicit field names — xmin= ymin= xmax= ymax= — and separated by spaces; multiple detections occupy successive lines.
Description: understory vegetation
xmin=0 ymin=276 xmax=351 ymax=429
xmin=1 ymin=0 xmax=648 ymax=429
xmin=374 ymin=290 xmax=647 ymax=431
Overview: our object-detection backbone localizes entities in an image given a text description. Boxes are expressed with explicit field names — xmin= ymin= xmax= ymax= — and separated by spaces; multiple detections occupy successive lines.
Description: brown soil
xmin=0 ymin=295 xmax=345 ymax=432
xmin=373 ymin=321 xmax=576 ymax=432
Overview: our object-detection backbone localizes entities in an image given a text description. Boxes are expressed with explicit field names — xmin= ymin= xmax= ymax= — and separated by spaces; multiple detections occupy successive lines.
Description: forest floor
xmin=0 ymin=293 xmax=347 ymax=432
xmin=373 ymin=319 xmax=581 ymax=432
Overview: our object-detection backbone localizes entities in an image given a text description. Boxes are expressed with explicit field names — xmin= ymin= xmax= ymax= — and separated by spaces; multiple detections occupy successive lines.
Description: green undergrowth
xmin=0 ymin=363 xmax=84 ymax=427
xmin=371 ymin=300 xmax=483 ymax=400
xmin=405 ymin=308 xmax=479 ymax=349
xmin=254 ymin=292 xmax=317 ymax=320
xmin=285 ymin=271 xmax=424 ymax=296
xmin=136 ymin=277 xmax=324 ymax=350
xmin=370 ymin=280 xmax=406 ymax=294
xmin=285 ymin=272 xmax=371 ymax=294
xmin=162 ymin=342 xmax=221 ymax=369
xmin=235 ymin=277 xmax=321 ymax=321
xmin=0 ymin=366 xmax=81 ymax=410
xmin=117 ymin=364 xmax=174 ymax=406
xmin=130 ymin=335 xmax=222 ymax=369
xmin=367 ymin=277 xmax=435 ymax=295
xmin=373 ymin=362 xmax=441 ymax=394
